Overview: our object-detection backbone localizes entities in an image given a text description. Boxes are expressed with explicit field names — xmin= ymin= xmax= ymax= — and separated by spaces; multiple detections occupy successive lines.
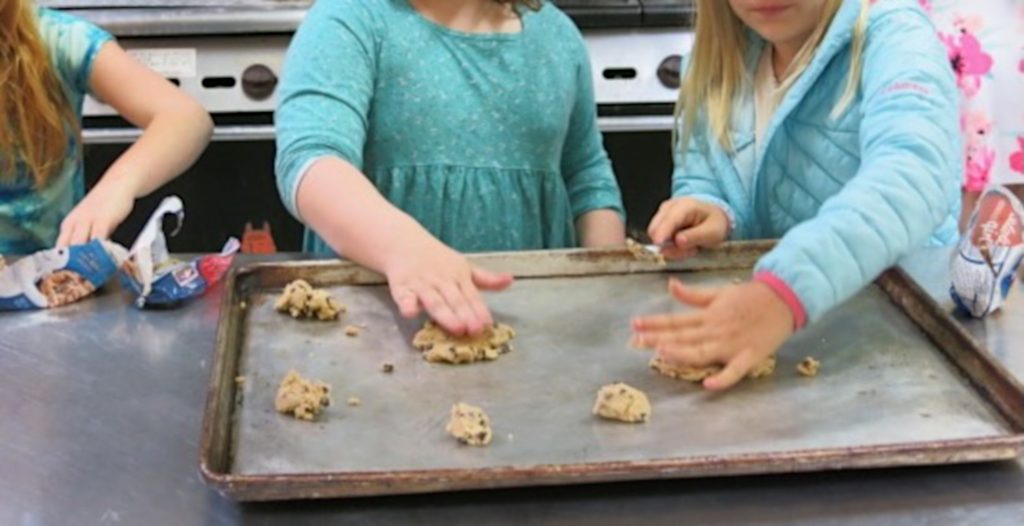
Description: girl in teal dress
xmin=275 ymin=0 xmax=627 ymax=336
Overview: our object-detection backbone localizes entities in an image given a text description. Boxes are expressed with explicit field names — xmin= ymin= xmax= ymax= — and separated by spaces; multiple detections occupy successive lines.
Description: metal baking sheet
xmin=200 ymin=243 xmax=1024 ymax=501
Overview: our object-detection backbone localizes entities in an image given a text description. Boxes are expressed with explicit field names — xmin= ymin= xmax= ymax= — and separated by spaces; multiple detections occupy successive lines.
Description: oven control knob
xmin=657 ymin=55 xmax=682 ymax=89
xmin=242 ymin=64 xmax=277 ymax=101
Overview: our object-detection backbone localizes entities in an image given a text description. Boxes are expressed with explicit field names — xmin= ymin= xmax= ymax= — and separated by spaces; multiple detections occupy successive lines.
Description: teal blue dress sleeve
xmin=559 ymin=38 xmax=626 ymax=221
xmin=274 ymin=0 xmax=378 ymax=219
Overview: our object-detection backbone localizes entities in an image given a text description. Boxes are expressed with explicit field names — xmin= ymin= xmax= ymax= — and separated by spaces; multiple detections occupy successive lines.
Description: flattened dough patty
xmin=413 ymin=320 xmax=515 ymax=364
xmin=650 ymin=354 xmax=776 ymax=382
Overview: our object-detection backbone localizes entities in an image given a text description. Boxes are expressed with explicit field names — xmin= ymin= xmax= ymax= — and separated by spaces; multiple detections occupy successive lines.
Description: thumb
xmin=674 ymin=218 xmax=726 ymax=250
xmin=470 ymin=266 xmax=514 ymax=291
xmin=704 ymin=349 xmax=760 ymax=391
xmin=389 ymin=284 xmax=421 ymax=319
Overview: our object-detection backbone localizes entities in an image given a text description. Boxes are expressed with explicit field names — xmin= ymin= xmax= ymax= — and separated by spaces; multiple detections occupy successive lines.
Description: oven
xmin=43 ymin=0 xmax=694 ymax=252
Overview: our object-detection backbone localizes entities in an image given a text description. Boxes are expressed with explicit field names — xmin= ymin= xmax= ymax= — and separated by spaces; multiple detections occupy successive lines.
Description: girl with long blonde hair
xmin=632 ymin=0 xmax=961 ymax=390
xmin=1 ymin=0 xmax=212 ymax=254
xmin=276 ymin=0 xmax=626 ymax=337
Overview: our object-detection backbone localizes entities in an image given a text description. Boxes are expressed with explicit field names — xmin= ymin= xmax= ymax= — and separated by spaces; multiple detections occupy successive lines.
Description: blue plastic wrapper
xmin=950 ymin=186 xmax=1024 ymax=317
xmin=118 ymin=196 xmax=238 ymax=308
xmin=0 ymin=240 xmax=127 ymax=310
xmin=119 ymin=239 xmax=238 ymax=308
xmin=0 ymin=195 xmax=237 ymax=311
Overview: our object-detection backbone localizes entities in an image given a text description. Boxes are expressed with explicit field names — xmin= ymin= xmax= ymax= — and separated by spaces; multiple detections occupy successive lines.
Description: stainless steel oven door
xmin=84 ymin=122 xmax=676 ymax=252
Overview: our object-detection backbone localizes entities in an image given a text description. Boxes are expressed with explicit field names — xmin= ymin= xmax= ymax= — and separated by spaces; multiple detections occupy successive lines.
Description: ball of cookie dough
xmin=446 ymin=403 xmax=492 ymax=446
xmin=275 ymin=370 xmax=331 ymax=421
xmin=274 ymin=279 xmax=345 ymax=321
xmin=413 ymin=320 xmax=515 ymax=364
xmin=275 ymin=279 xmax=313 ymax=317
xmin=748 ymin=355 xmax=777 ymax=378
xmin=307 ymin=289 xmax=344 ymax=321
xmin=39 ymin=270 xmax=96 ymax=307
xmin=626 ymin=238 xmax=667 ymax=266
xmin=796 ymin=357 xmax=820 ymax=377
xmin=593 ymin=383 xmax=651 ymax=423
xmin=650 ymin=355 xmax=776 ymax=382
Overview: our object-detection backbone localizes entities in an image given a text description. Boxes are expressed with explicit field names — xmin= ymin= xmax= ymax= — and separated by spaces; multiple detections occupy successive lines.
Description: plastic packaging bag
xmin=950 ymin=186 xmax=1024 ymax=317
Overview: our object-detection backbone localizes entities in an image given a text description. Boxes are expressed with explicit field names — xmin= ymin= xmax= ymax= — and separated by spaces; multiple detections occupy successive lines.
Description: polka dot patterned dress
xmin=275 ymin=0 xmax=625 ymax=254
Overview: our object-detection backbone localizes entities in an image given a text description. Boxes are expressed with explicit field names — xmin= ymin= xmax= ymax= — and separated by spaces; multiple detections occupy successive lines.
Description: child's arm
xmin=275 ymin=0 xmax=511 ymax=336
xmin=576 ymin=209 xmax=624 ymax=247
xmin=561 ymin=38 xmax=626 ymax=248
xmin=755 ymin=6 xmax=960 ymax=324
xmin=633 ymin=6 xmax=960 ymax=391
xmin=56 ymin=42 xmax=212 ymax=247
xmin=647 ymin=118 xmax=733 ymax=258
xmin=295 ymin=157 xmax=513 ymax=336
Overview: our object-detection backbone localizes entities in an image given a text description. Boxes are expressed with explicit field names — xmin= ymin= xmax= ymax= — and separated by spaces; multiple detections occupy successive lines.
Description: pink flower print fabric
xmin=1011 ymin=137 xmax=1024 ymax=175
xmin=929 ymin=0 xmax=1024 ymax=191
xmin=940 ymin=17 xmax=994 ymax=98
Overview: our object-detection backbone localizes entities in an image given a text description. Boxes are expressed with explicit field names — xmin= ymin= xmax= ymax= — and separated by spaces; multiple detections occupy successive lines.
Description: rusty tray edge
xmin=876 ymin=268 xmax=1024 ymax=431
xmin=200 ymin=436 xmax=1024 ymax=501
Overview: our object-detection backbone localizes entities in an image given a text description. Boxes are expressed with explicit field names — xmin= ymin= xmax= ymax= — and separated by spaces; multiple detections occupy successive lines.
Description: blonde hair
xmin=493 ymin=0 xmax=542 ymax=11
xmin=677 ymin=0 xmax=869 ymax=153
xmin=0 ymin=0 xmax=79 ymax=188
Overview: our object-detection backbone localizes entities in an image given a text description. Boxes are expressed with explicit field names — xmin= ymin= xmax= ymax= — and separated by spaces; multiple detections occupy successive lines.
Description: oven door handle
xmin=83 ymin=124 xmax=277 ymax=145
xmin=84 ymin=116 xmax=672 ymax=144
xmin=597 ymin=115 xmax=675 ymax=133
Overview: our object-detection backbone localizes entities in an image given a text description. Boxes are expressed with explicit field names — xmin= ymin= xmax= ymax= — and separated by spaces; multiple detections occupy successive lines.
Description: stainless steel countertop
xmin=2 ymin=248 xmax=1023 ymax=526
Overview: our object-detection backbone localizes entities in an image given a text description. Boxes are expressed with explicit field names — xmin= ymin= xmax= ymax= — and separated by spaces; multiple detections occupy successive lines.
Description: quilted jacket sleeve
xmin=671 ymin=123 xmax=741 ymax=237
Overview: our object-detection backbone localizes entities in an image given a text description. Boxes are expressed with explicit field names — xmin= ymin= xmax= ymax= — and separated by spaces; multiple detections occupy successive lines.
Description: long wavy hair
xmin=677 ymin=0 xmax=869 ymax=153
xmin=0 ymin=0 xmax=79 ymax=188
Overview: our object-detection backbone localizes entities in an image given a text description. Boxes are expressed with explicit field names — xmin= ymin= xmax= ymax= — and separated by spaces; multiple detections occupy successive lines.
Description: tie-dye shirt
xmin=0 ymin=8 xmax=113 ymax=254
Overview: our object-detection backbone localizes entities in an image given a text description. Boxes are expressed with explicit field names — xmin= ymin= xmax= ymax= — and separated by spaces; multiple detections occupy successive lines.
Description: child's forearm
xmin=295 ymin=156 xmax=440 ymax=272
xmin=94 ymin=101 xmax=212 ymax=198
xmin=576 ymin=209 xmax=626 ymax=248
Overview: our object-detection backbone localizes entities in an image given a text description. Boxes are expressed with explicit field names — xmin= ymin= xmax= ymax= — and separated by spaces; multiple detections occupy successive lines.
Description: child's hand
xmin=385 ymin=240 xmax=514 ymax=337
xmin=56 ymin=183 xmax=136 ymax=247
xmin=647 ymin=198 xmax=729 ymax=259
xmin=631 ymin=278 xmax=794 ymax=391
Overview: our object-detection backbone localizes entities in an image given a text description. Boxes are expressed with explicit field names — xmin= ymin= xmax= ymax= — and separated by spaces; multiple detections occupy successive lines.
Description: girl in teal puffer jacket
xmin=631 ymin=0 xmax=961 ymax=390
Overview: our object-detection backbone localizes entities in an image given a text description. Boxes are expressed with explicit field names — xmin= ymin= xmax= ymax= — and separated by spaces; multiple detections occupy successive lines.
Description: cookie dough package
xmin=950 ymin=186 xmax=1024 ymax=317
xmin=119 ymin=196 xmax=238 ymax=308
xmin=1 ymin=196 xmax=237 ymax=311
xmin=0 ymin=240 xmax=128 ymax=310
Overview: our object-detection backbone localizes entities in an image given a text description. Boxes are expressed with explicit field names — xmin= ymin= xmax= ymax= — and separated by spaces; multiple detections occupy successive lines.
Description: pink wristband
xmin=753 ymin=271 xmax=808 ymax=331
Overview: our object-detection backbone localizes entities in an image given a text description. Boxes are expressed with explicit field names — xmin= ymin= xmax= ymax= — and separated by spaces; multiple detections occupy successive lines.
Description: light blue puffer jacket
xmin=673 ymin=0 xmax=961 ymax=324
